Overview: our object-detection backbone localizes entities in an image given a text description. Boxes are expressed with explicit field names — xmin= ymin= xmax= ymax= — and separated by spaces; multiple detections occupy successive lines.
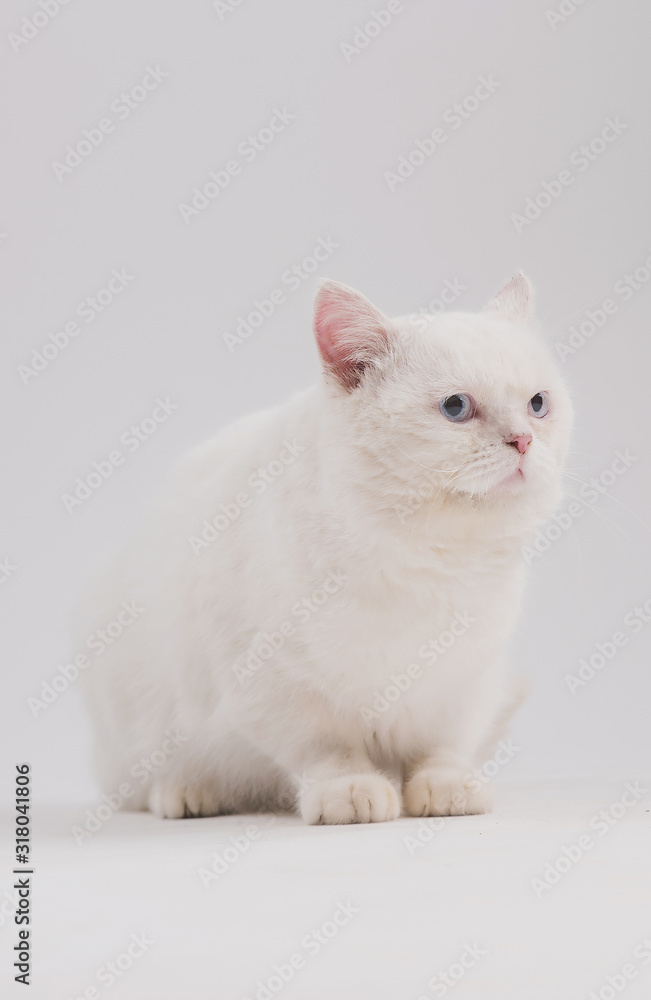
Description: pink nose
xmin=507 ymin=434 xmax=532 ymax=454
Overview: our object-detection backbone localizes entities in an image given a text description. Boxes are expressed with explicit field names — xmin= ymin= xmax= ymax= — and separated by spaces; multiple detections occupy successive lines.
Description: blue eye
xmin=440 ymin=393 xmax=474 ymax=422
xmin=528 ymin=391 xmax=550 ymax=418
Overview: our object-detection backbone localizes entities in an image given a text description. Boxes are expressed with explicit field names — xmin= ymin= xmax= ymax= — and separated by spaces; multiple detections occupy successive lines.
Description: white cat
xmin=76 ymin=273 xmax=572 ymax=825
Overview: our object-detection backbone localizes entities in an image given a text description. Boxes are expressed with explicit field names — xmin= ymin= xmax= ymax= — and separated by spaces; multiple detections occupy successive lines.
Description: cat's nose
xmin=506 ymin=434 xmax=532 ymax=454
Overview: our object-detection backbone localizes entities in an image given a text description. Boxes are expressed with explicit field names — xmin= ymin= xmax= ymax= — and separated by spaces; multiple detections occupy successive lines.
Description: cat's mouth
xmin=450 ymin=463 xmax=527 ymax=501
xmin=495 ymin=464 xmax=526 ymax=489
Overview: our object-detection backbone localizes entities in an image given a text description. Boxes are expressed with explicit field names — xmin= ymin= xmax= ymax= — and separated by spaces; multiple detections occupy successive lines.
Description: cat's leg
xmin=146 ymin=725 xmax=291 ymax=819
xmin=148 ymin=740 xmax=400 ymax=824
xmin=402 ymin=748 xmax=493 ymax=817
xmin=148 ymin=776 xmax=223 ymax=819
xmin=144 ymin=693 xmax=400 ymax=824
xmin=402 ymin=673 xmax=509 ymax=817
xmin=146 ymin=747 xmax=226 ymax=819
xmin=202 ymin=685 xmax=403 ymax=825
xmin=295 ymin=750 xmax=401 ymax=825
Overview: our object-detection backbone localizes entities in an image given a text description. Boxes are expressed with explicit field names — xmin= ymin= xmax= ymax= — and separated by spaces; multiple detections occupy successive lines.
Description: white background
xmin=2 ymin=4 xmax=651 ymax=1000
xmin=2 ymin=0 xmax=650 ymax=806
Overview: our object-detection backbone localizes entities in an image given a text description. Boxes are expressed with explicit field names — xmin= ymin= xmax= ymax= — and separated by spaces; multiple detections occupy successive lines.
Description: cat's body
xmin=77 ymin=275 xmax=572 ymax=823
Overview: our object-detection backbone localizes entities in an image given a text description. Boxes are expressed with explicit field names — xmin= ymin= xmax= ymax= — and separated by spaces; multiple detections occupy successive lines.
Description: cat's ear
xmin=313 ymin=280 xmax=393 ymax=391
xmin=484 ymin=272 xmax=534 ymax=322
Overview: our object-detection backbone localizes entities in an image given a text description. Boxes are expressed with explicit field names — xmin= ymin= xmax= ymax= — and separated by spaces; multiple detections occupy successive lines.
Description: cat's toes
xmin=403 ymin=767 xmax=493 ymax=817
xmin=148 ymin=780 xmax=220 ymax=819
xmin=182 ymin=783 xmax=221 ymax=818
xmin=300 ymin=773 xmax=401 ymax=825
xmin=148 ymin=780 xmax=187 ymax=819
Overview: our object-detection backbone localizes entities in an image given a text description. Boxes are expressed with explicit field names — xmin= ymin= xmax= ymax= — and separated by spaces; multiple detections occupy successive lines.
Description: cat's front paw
xmin=300 ymin=773 xmax=401 ymax=825
xmin=148 ymin=778 xmax=221 ymax=819
xmin=403 ymin=767 xmax=493 ymax=817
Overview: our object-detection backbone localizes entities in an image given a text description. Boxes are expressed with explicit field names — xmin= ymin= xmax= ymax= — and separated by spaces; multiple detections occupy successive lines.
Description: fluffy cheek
xmin=530 ymin=418 xmax=567 ymax=475
xmin=380 ymin=409 xmax=471 ymax=489
xmin=431 ymin=426 xmax=491 ymax=492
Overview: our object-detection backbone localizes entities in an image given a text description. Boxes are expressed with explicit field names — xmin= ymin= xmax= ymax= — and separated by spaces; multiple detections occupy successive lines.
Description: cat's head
xmin=313 ymin=275 xmax=572 ymax=533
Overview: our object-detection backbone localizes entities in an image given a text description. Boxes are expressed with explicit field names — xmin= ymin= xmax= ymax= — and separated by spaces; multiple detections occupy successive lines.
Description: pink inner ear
xmin=314 ymin=282 xmax=390 ymax=391
xmin=314 ymin=293 xmax=345 ymax=370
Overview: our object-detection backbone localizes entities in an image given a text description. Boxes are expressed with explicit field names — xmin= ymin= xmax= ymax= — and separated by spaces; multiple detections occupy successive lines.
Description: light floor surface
xmin=1 ymin=779 xmax=650 ymax=1000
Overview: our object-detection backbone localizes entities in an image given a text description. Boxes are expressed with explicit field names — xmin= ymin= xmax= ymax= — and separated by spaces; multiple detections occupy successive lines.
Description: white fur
xmin=75 ymin=274 xmax=572 ymax=824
